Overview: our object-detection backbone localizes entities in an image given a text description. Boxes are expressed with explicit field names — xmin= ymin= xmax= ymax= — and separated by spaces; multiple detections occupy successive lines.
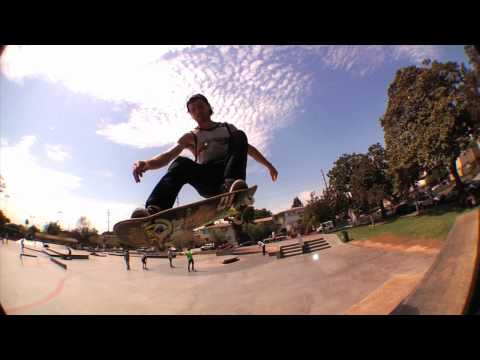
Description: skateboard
xmin=113 ymin=185 xmax=257 ymax=249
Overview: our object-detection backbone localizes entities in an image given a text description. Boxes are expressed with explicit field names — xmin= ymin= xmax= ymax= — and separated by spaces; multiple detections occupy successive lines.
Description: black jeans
xmin=146 ymin=130 xmax=248 ymax=210
xmin=188 ymin=259 xmax=195 ymax=272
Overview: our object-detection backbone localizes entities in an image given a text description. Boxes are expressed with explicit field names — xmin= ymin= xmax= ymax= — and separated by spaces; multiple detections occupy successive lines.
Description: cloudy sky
xmin=0 ymin=45 xmax=469 ymax=232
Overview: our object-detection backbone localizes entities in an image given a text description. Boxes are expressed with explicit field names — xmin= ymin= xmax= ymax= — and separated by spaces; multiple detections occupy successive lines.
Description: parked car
xmin=216 ymin=242 xmax=233 ymax=250
xmin=465 ymin=180 xmax=480 ymax=192
xmin=238 ymin=240 xmax=256 ymax=247
xmin=201 ymin=243 xmax=215 ymax=251
xmin=394 ymin=201 xmax=417 ymax=216
xmin=416 ymin=193 xmax=435 ymax=207
xmin=317 ymin=220 xmax=334 ymax=233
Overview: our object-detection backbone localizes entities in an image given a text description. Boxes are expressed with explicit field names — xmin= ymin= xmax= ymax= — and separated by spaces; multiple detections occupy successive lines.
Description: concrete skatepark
xmin=1 ymin=209 xmax=478 ymax=315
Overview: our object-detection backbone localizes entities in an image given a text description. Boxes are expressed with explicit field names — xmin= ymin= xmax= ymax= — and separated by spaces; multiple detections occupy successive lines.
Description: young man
xmin=257 ymin=240 xmax=266 ymax=256
xmin=186 ymin=248 xmax=195 ymax=272
xmin=124 ymin=249 xmax=130 ymax=271
xmin=131 ymin=94 xmax=278 ymax=218
xmin=141 ymin=254 xmax=148 ymax=270
xmin=167 ymin=247 xmax=174 ymax=268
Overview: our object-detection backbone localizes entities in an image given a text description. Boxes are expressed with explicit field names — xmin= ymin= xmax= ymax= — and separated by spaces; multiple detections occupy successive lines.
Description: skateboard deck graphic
xmin=113 ymin=186 xmax=257 ymax=249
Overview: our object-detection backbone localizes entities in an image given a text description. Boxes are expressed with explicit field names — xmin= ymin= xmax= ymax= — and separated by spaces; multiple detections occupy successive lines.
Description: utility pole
xmin=107 ymin=209 xmax=110 ymax=232
xmin=321 ymin=169 xmax=328 ymax=194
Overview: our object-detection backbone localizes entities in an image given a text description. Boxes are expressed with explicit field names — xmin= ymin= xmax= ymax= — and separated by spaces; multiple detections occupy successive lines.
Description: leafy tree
xmin=425 ymin=165 xmax=450 ymax=187
xmin=381 ymin=60 xmax=479 ymax=201
xmin=25 ymin=225 xmax=40 ymax=240
xmin=253 ymin=208 xmax=273 ymax=219
xmin=70 ymin=216 xmax=98 ymax=244
xmin=0 ymin=210 xmax=10 ymax=226
xmin=291 ymin=197 xmax=303 ymax=208
xmin=327 ymin=145 xmax=393 ymax=221
xmin=302 ymin=192 xmax=335 ymax=228
xmin=45 ymin=222 xmax=62 ymax=235
xmin=243 ymin=222 xmax=275 ymax=242
xmin=465 ymin=45 xmax=480 ymax=76
xmin=76 ymin=216 xmax=93 ymax=231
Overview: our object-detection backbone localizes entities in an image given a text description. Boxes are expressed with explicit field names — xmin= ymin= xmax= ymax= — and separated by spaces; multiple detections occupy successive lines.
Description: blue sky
xmin=0 ymin=45 xmax=470 ymax=232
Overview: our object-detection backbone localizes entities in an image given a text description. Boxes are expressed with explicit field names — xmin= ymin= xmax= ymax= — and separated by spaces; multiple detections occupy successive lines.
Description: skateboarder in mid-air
xmin=130 ymin=94 xmax=278 ymax=218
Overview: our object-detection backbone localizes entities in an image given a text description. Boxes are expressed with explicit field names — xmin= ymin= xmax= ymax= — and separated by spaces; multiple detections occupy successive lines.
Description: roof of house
xmin=254 ymin=216 xmax=273 ymax=223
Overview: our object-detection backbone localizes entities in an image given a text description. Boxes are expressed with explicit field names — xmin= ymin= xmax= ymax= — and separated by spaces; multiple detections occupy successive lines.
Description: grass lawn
xmin=335 ymin=205 xmax=479 ymax=242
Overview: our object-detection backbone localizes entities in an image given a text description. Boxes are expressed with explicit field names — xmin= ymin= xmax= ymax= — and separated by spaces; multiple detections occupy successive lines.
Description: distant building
xmin=272 ymin=207 xmax=305 ymax=234
xmin=254 ymin=216 xmax=274 ymax=225
xmin=194 ymin=222 xmax=239 ymax=245
xmin=94 ymin=232 xmax=121 ymax=247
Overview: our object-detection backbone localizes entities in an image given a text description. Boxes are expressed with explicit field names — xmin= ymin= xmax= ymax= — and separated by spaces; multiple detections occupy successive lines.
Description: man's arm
xmin=132 ymin=133 xmax=194 ymax=183
xmin=247 ymin=144 xmax=278 ymax=181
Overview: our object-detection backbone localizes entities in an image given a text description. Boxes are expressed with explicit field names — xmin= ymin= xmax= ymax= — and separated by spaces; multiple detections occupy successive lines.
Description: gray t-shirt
xmin=192 ymin=122 xmax=237 ymax=164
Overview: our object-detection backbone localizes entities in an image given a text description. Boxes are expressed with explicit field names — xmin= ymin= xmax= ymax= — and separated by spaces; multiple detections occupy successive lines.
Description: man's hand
xmin=268 ymin=165 xmax=278 ymax=181
xmin=133 ymin=160 xmax=149 ymax=183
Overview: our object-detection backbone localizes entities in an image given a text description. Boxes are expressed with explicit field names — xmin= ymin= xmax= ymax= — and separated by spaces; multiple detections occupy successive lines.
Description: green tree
xmin=327 ymin=153 xmax=366 ymax=221
xmin=253 ymin=208 xmax=273 ymax=219
xmin=425 ymin=165 xmax=450 ymax=187
xmin=465 ymin=45 xmax=480 ymax=77
xmin=73 ymin=216 xmax=98 ymax=244
xmin=0 ymin=209 xmax=10 ymax=226
xmin=243 ymin=222 xmax=275 ymax=242
xmin=302 ymin=192 xmax=334 ymax=229
xmin=26 ymin=225 xmax=40 ymax=240
xmin=291 ymin=197 xmax=303 ymax=208
xmin=45 ymin=222 xmax=62 ymax=235
xmin=381 ymin=60 xmax=479 ymax=201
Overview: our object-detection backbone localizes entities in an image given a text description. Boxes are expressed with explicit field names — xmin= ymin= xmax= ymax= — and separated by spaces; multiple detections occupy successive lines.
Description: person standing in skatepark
xmin=186 ymin=248 xmax=195 ymax=272
xmin=130 ymin=94 xmax=278 ymax=218
xmin=168 ymin=247 xmax=174 ymax=268
xmin=124 ymin=249 xmax=131 ymax=271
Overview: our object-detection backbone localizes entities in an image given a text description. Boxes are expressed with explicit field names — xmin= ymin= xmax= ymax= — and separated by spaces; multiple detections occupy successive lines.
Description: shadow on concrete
xmin=390 ymin=304 xmax=420 ymax=315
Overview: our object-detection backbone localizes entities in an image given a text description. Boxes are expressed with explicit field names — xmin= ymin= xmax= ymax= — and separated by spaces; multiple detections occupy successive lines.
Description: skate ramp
xmin=391 ymin=209 xmax=480 ymax=315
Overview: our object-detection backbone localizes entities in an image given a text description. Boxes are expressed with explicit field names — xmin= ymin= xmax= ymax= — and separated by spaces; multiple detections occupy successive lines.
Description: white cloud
xmin=1 ymin=45 xmax=443 ymax=154
xmin=392 ymin=45 xmax=441 ymax=64
xmin=1 ymin=135 xmax=136 ymax=232
xmin=298 ymin=191 xmax=313 ymax=205
xmin=45 ymin=144 xmax=71 ymax=162
xmin=94 ymin=169 xmax=114 ymax=178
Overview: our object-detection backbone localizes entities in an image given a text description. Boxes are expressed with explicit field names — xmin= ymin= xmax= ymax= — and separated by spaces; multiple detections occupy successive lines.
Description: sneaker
xmin=131 ymin=208 xmax=149 ymax=218
xmin=222 ymin=178 xmax=248 ymax=193
xmin=146 ymin=205 xmax=162 ymax=215
xmin=130 ymin=205 xmax=162 ymax=219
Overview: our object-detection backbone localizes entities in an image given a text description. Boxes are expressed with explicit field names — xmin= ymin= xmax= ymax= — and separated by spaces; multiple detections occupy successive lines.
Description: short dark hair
xmin=186 ymin=94 xmax=213 ymax=115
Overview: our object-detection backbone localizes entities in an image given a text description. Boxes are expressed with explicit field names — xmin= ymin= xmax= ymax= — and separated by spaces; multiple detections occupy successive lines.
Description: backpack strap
xmin=223 ymin=122 xmax=233 ymax=137
xmin=190 ymin=131 xmax=198 ymax=163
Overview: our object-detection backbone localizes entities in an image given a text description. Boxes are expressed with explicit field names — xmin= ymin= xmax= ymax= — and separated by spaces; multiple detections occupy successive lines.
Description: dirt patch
xmin=350 ymin=234 xmax=442 ymax=255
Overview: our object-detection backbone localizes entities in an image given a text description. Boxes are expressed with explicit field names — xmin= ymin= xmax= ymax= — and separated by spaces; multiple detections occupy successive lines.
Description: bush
xmin=243 ymin=222 xmax=275 ymax=242
xmin=210 ymin=230 xmax=228 ymax=246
